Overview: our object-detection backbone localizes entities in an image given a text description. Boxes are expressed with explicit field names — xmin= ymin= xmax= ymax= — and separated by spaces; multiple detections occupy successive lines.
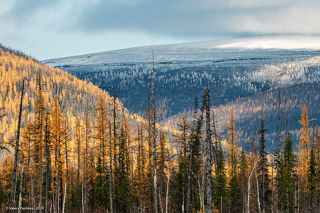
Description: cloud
xmin=3 ymin=0 xmax=320 ymax=37
xmin=70 ymin=0 xmax=320 ymax=37
xmin=1 ymin=0 xmax=320 ymax=59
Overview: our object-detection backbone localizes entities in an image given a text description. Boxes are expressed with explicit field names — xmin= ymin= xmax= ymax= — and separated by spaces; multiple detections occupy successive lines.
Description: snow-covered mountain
xmin=44 ymin=37 xmax=320 ymax=145
xmin=45 ymin=36 xmax=320 ymax=65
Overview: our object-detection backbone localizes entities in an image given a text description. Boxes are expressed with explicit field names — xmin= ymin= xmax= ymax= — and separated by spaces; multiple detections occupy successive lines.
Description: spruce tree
xmin=186 ymin=98 xmax=203 ymax=212
xmin=277 ymin=134 xmax=295 ymax=213
xmin=258 ymin=118 xmax=271 ymax=213
xmin=175 ymin=114 xmax=190 ymax=212
xmin=308 ymin=144 xmax=316 ymax=212
xmin=239 ymin=150 xmax=247 ymax=213
xmin=214 ymin=139 xmax=227 ymax=212
xmin=114 ymin=127 xmax=130 ymax=212
xmin=93 ymin=157 xmax=109 ymax=209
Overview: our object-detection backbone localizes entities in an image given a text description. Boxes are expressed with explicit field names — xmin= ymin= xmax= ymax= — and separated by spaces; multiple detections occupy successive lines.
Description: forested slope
xmin=2 ymin=44 xmax=320 ymax=213
xmin=0 ymin=44 xmax=138 ymax=145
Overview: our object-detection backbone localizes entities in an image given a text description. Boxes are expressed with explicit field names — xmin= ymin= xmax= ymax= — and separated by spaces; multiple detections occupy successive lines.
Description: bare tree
xmin=44 ymin=113 xmax=52 ymax=213
xmin=0 ymin=107 xmax=8 ymax=151
xmin=247 ymin=155 xmax=259 ymax=213
xmin=148 ymin=49 xmax=158 ymax=213
xmin=203 ymin=88 xmax=213 ymax=213
xmin=11 ymin=79 xmax=25 ymax=204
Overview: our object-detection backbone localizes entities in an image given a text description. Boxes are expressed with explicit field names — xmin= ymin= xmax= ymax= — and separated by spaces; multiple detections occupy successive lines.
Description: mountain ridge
xmin=0 ymin=44 xmax=146 ymax=150
xmin=44 ymin=36 xmax=320 ymax=65
xmin=43 ymin=39 xmax=320 ymax=145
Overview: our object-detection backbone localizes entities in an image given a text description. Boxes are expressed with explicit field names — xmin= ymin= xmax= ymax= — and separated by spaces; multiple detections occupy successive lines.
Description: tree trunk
xmin=247 ymin=158 xmax=258 ymax=213
xmin=256 ymin=165 xmax=261 ymax=213
xmin=44 ymin=114 xmax=52 ymax=213
xmin=18 ymin=164 xmax=24 ymax=213
xmin=62 ymin=183 xmax=67 ymax=213
xmin=165 ymin=169 xmax=170 ymax=213
xmin=11 ymin=79 xmax=25 ymax=203
xmin=109 ymin=120 xmax=114 ymax=213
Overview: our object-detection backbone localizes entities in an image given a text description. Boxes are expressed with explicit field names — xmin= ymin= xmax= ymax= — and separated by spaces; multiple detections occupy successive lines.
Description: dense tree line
xmin=1 ymin=46 xmax=320 ymax=213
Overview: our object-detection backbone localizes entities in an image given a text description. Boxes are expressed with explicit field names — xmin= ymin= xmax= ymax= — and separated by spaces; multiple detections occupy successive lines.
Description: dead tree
xmin=11 ymin=79 xmax=25 ymax=203
xmin=44 ymin=113 xmax=52 ymax=213
xmin=148 ymin=49 xmax=158 ymax=213
xmin=203 ymin=88 xmax=213 ymax=213
xmin=0 ymin=107 xmax=8 ymax=151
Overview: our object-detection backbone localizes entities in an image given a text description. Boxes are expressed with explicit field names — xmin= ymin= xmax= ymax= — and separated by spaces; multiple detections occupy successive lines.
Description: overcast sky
xmin=1 ymin=0 xmax=319 ymax=60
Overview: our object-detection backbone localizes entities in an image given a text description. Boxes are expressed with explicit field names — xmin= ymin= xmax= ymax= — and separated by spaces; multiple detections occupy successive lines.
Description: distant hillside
xmin=44 ymin=40 xmax=320 ymax=146
xmin=0 ymin=45 xmax=143 ymax=149
xmin=44 ymin=41 xmax=320 ymax=116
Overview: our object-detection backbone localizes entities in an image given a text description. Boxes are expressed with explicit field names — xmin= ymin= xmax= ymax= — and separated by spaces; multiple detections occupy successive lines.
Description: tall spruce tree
xmin=175 ymin=114 xmax=190 ymax=212
xmin=277 ymin=133 xmax=295 ymax=213
xmin=258 ymin=118 xmax=271 ymax=213
xmin=114 ymin=127 xmax=130 ymax=212
xmin=308 ymin=142 xmax=316 ymax=212
xmin=214 ymin=139 xmax=227 ymax=213
xmin=186 ymin=98 xmax=203 ymax=212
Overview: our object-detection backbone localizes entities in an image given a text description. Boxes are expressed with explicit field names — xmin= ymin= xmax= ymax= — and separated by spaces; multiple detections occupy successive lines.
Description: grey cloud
xmin=4 ymin=0 xmax=320 ymax=38
xmin=2 ymin=0 xmax=320 ymax=59
xmin=71 ymin=0 xmax=320 ymax=37
xmin=75 ymin=0 xmax=254 ymax=37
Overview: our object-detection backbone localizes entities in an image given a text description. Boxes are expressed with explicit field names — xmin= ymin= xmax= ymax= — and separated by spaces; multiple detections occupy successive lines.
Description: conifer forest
xmin=1 ymin=42 xmax=320 ymax=213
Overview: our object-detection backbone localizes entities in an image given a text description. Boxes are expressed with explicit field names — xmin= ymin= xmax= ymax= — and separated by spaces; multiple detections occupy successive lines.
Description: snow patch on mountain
xmin=249 ymin=56 xmax=320 ymax=86
xmin=44 ymin=36 xmax=320 ymax=66
xmin=217 ymin=36 xmax=320 ymax=50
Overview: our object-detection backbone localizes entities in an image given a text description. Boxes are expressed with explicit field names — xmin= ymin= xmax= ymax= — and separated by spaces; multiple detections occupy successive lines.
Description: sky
xmin=1 ymin=0 xmax=320 ymax=60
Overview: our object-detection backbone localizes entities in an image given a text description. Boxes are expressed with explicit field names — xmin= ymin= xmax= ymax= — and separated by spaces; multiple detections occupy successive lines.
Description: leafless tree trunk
xmin=186 ymin=141 xmax=192 ymax=213
xmin=295 ymin=174 xmax=299 ymax=213
xmin=109 ymin=119 xmax=114 ymax=213
xmin=256 ymin=163 xmax=261 ymax=213
xmin=113 ymin=97 xmax=117 ymax=172
xmin=44 ymin=114 xmax=52 ymax=213
xmin=62 ymin=183 xmax=67 ymax=213
xmin=198 ymin=176 xmax=205 ymax=212
xmin=165 ymin=168 xmax=171 ymax=213
xmin=153 ymin=124 xmax=158 ymax=213
xmin=149 ymin=49 xmax=158 ymax=213
xmin=203 ymin=88 xmax=212 ymax=213
xmin=247 ymin=157 xmax=258 ymax=213
xmin=159 ymin=191 xmax=164 ymax=213
xmin=11 ymin=79 xmax=25 ymax=203
xmin=81 ymin=184 xmax=85 ymax=213
xmin=18 ymin=164 xmax=24 ymax=213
